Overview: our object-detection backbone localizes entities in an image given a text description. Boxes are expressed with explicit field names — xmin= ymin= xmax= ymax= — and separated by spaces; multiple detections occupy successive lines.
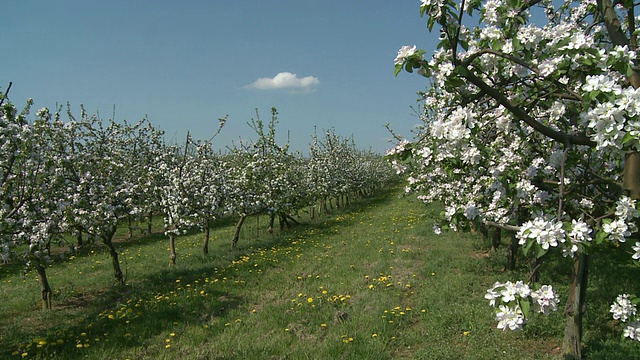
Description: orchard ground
xmin=1 ymin=188 xmax=638 ymax=359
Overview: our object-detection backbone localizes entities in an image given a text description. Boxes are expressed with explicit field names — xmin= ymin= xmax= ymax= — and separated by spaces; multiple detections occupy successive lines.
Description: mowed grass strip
xmin=0 ymin=189 xmax=567 ymax=359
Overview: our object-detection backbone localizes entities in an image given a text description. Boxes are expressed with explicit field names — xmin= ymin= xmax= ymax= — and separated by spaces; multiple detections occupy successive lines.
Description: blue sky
xmin=2 ymin=1 xmax=437 ymax=154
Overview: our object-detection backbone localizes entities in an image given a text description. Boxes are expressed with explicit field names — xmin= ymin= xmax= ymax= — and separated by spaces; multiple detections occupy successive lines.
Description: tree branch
xmin=484 ymin=220 xmax=521 ymax=232
xmin=463 ymin=70 xmax=596 ymax=146
xmin=0 ymin=82 xmax=12 ymax=107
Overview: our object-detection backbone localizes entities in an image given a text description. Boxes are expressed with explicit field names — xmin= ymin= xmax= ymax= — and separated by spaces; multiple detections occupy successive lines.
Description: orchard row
xmin=0 ymin=97 xmax=396 ymax=309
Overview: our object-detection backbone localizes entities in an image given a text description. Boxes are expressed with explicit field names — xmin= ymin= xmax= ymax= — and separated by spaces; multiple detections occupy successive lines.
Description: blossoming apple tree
xmin=389 ymin=0 xmax=640 ymax=357
xmin=0 ymin=95 xmax=69 ymax=309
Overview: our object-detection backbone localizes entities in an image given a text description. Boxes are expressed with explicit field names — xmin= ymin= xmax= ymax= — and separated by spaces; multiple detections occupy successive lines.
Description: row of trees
xmin=390 ymin=0 xmax=640 ymax=358
xmin=0 ymin=89 xmax=396 ymax=310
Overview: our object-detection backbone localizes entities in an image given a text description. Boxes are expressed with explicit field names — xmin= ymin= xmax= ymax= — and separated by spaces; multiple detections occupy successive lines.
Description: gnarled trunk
xmin=34 ymin=260 xmax=52 ymax=310
xmin=232 ymin=215 xmax=247 ymax=249
xmin=102 ymin=228 xmax=124 ymax=285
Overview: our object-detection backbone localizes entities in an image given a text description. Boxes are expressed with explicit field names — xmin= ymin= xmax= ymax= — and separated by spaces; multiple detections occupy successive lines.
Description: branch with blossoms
xmin=392 ymin=0 xmax=640 ymax=355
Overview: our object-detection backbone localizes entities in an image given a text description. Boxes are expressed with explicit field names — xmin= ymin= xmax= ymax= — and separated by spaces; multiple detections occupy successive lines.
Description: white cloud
xmin=246 ymin=72 xmax=319 ymax=90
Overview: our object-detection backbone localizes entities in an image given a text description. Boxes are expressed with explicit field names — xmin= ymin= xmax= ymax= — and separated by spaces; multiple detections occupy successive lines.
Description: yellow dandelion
xmin=463 ymin=331 xmax=471 ymax=336
xmin=307 ymin=297 xmax=314 ymax=303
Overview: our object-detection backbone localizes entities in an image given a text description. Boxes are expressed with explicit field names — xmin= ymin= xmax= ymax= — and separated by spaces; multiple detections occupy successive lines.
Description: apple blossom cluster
xmin=611 ymin=294 xmax=640 ymax=341
xmin=485 ymin=281 xmax=559 ymax=331
xmin=517 ymin=215 xmax=594 ymax=258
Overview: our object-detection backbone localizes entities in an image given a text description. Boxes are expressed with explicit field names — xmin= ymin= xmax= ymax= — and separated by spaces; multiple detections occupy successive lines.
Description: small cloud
xmin=246 ymin=72 xmax=319 ymax=90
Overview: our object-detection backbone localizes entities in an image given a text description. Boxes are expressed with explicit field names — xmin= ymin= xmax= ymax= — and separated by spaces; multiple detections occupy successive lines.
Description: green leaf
xmin=405 ymin=62 xmax=414 ymax=73
xmin=622 ymin=132 xmax=635 ymax=145
xmin=522 ymin=238 xmax=534 ymax=256
xmin=394 ymin=64 xmax=403 ymax=77
xmin=519 ymin=299 xmax=531 ymax=319
xmin=455 ymin=66 xmax=468 ymax=76
xmin=595 ymin=229 xmax=608 ymax=244
xmin=535 ymin=244 xmax=548 ymax=259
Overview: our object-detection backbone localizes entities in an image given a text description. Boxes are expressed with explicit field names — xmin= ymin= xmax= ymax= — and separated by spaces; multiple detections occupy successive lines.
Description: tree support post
xmin=563 ymin=252 xmax=588 ymax=360
xmin=169 ymin=233 xmax=177 ymax=267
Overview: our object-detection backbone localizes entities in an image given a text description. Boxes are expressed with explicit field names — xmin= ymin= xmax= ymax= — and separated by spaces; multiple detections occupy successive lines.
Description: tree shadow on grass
xmin=0 ymin=259 xmax=245 ymax=359
xmin=0 ymin=189 xmax=399 ymax=359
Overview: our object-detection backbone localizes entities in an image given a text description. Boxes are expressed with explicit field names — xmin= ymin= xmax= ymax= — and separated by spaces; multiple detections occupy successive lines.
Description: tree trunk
xmin=102 ymin=229 xmax=124 ymax=285
xmin=203 ymin=224 xmax=210 ymax=255
xmin=506 ymin=230 xmax=518 ymax=271
xmin=563 ymin=253 xmax=588 ymax=360
xmin=169 ymin=233 xmax=177 ymax=267
xmin=623 ymin=152 xmax=640 ymax=199
xmin=310 ymin=204 xmax=315 ymax=219
xmin=147 ymin=211 xmax=153 ymax=235
xmin=256 ymin=214 xmax=260 ymax=238
xmin=232 ymin=215 xmax=247 ymax=249
xmin=127 ymin=214 xmax=134 ymax=238
xmin=76 ymin=228 xmax=83 ymax=248
xmin=286 ymin=214 xmax=299 ymax=226
xmin=490 ymin=226 xmax=500 ymax=251
xmin=529 ymin=255 xmax=542 ymax=283
xmin=34 ymin=260 xmax=52 ymax=310
xmin=268 ymin=214 xmax=275 ymax=234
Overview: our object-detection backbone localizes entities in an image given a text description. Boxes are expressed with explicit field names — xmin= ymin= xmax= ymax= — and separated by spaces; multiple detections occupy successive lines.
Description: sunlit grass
xmin=1 ymin=189 xmax=638 ymax=359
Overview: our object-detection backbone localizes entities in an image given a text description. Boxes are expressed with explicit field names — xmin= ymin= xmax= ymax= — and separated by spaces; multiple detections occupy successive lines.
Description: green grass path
xmin=0 ymin=189 xmax=578 ymax=359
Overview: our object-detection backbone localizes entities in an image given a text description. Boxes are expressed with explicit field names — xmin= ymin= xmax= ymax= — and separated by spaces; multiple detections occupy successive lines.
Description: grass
xmin=1 ymin=188 xmax=639 ymax=359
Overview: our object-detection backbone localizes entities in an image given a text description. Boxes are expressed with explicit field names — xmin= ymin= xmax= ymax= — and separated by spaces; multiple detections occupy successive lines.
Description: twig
xmin=0 ymin=81 xmax=13 ymax=107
